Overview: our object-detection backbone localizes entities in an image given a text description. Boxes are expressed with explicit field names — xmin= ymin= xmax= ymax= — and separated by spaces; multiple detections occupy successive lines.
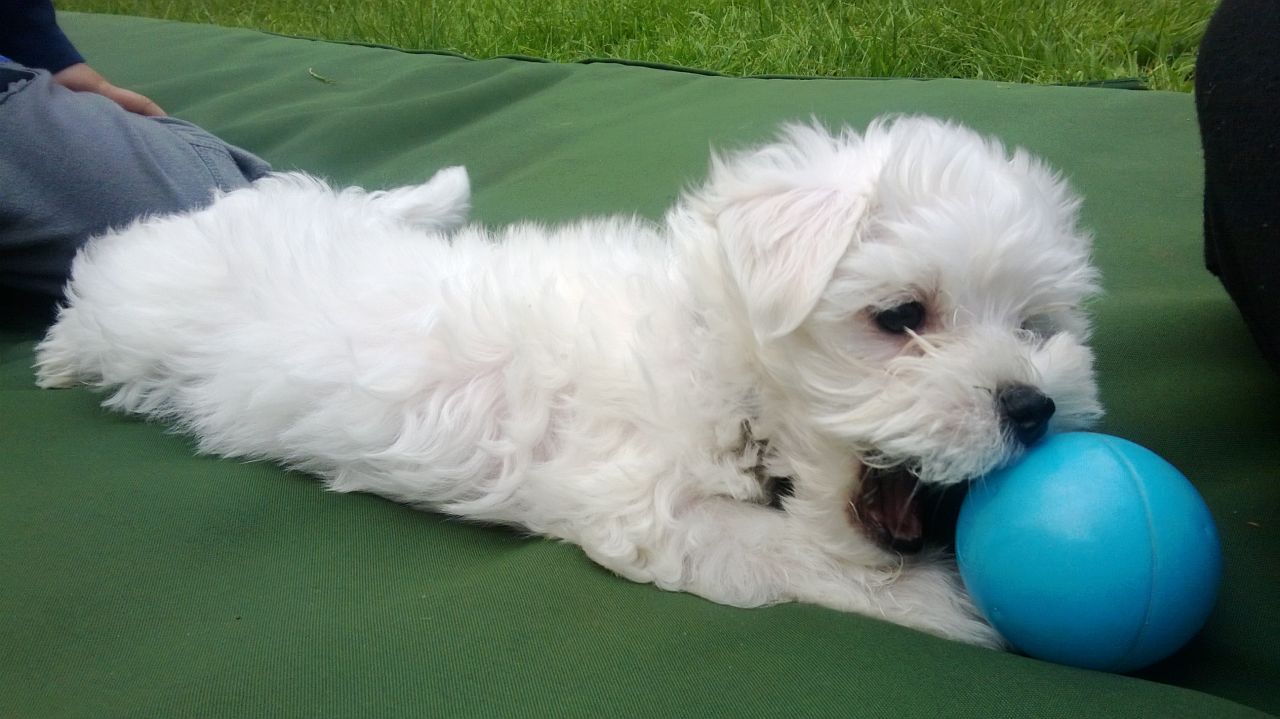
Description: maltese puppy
xmin=36 ymin=116 xmax=1101 ymax=647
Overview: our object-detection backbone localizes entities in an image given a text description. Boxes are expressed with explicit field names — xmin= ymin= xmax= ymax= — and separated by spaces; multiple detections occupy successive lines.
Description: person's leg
xmin=1196 ymin=0 xmax=1280 ymax=371
xmin=0 ymin=60 xmax=271 ymax=298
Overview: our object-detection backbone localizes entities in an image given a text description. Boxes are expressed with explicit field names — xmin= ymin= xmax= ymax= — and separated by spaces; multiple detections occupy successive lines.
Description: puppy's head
xmin=680 ymin=116 xmax=1101 ymax=554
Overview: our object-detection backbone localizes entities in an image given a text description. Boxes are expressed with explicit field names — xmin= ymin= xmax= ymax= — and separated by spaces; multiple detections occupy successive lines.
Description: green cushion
xmin=2 ymin=12 xmax=1277 ymax=718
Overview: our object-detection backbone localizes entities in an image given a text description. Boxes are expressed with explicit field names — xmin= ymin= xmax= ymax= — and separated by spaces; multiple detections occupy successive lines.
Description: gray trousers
xmin=0 ymin=60 xmax=271 ymax=298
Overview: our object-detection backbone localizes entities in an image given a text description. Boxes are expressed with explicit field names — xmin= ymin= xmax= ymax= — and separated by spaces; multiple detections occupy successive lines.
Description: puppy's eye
xmin=874 ymin=301 xmax=926 ymax=335
xmin=1020 ymin=315 xmax=1058 ymax=338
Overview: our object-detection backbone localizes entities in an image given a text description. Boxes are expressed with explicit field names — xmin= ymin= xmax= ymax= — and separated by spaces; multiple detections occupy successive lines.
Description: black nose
xmin=997 ymin=384 xmax=1056 ymax=446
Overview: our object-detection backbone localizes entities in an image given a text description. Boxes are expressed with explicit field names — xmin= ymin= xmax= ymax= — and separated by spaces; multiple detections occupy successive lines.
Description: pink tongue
xmin=856 ymin=469 xmax=924 ymax=553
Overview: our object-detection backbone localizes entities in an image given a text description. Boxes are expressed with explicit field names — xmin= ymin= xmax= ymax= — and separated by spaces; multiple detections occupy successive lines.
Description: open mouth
xmin=849 ymin=464 xmax=966 ymax=555
xmin=851 ymin=466 xmax=925 ymax=554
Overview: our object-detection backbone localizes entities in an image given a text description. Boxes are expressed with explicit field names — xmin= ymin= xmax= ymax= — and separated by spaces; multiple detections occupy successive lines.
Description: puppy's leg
xmin=34 ymin=222 xmax=204 ymax=394
xmin=367 ymin=166 xmax=471 ymax=233
xmin=33 ymin=316 xmax=83 ymax=389
xmin=35 ymin=167 xmax=466 ymax=396
xmin=665 ymin=498 xmax=1002 ymax=648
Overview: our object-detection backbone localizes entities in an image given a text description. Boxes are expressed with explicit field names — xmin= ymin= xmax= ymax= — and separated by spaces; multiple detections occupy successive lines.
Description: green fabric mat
xmin=2 ymin=12 xmax=1277 ymax=718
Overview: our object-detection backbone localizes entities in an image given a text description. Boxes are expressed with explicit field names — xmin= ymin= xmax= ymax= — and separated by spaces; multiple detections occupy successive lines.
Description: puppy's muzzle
xmin=998 ymin=384 xmax=1056 ymax=446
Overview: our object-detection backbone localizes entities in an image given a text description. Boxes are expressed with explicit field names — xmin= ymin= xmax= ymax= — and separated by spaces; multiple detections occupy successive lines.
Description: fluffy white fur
xmin=36 ymin=116 xmax=1101 ymax=647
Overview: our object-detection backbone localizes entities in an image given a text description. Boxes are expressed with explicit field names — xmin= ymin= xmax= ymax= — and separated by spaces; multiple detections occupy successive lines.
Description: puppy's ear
xmin=718 ymin=187 xmax=868 ymax=342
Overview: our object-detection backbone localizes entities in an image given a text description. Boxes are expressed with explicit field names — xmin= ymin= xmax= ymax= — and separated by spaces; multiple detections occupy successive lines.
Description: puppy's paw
xmin=931 ymin=605 xmax=1006 ymax=650
xmin=883 ymin=558 xmax=1007 ymax=649
xmin=33 ymin=344 xmax=81 ymax=389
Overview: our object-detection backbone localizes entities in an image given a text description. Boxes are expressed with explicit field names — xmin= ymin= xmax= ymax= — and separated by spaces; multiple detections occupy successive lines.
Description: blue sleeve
xmin=0 ymin=0 xmax=85 ymax=72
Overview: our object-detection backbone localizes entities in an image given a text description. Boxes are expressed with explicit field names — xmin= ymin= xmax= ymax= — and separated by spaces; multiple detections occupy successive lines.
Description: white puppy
xmin=36 ymin=116 xmax=1101 ymax=647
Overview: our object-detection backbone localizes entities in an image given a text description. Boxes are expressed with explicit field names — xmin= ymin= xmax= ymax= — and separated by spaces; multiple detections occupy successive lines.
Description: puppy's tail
xmin=369 ymin=166 xmax=471 ymax=233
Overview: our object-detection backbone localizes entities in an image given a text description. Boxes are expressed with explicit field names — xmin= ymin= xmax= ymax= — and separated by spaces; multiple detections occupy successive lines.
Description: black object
xmin=1196 ymin=0 xmax=1280 ymax=372
xmin=997 ymin=384 xmax=1056 ymax=446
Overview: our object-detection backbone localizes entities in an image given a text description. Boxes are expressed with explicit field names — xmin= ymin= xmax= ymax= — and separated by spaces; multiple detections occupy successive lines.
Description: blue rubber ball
xmin=956 ymin=432 xmax=1222 ymax=672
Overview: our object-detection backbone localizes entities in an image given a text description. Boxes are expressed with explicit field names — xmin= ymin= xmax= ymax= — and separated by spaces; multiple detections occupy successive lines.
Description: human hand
xmin=52 ymin=62 xmax=166 ymax=117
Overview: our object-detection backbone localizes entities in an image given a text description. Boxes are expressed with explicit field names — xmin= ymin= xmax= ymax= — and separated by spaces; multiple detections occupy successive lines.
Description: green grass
xmin=61 ymin=0 xmax=1214 ymax=91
